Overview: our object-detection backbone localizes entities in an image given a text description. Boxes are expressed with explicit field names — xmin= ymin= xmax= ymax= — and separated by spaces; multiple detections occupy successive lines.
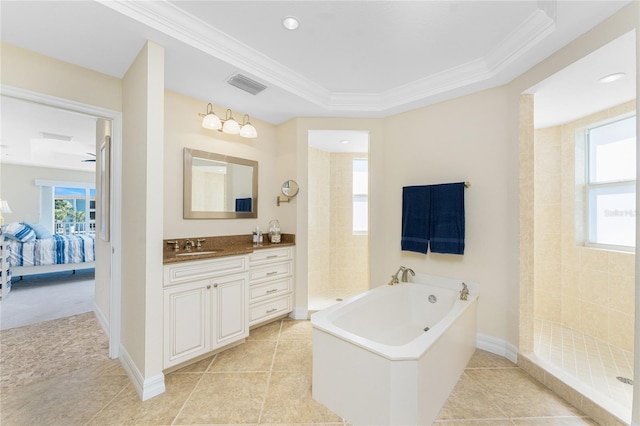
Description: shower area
xmin=307 ymin=130 xmax=370 ymax=311
xmin=520 ymin=31 xmax=636 ymax=424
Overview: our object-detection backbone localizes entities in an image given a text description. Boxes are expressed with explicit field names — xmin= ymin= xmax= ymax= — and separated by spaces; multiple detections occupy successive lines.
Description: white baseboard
xmin=290 ymin=307 xmax=308 ymax=320
xmin=118 ymin=344 xmax=165 ymax=401
xmin=476 ymin=333 xmax=518 ymax=364
xmin=93 ymin=302 xmax=109 ymax=338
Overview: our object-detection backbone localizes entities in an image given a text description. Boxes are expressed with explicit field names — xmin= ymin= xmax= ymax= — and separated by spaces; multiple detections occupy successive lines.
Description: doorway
xmin=307 ymin=130 xmax=370 ymax=311
xmin=519 ymin=30 xmax=636 ymax=423
xmin=0 ymin=87 xmax=121 ymax=357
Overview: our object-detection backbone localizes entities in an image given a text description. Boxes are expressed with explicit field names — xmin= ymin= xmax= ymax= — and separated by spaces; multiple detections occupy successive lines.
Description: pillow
xmin=3 ymin=222 xmax=36 ymax=242
xmin=24 ymin=222 xmax=53 ymax=239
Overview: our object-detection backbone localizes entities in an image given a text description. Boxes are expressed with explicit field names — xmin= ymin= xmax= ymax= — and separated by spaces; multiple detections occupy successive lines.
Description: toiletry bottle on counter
xmin=253 ymin=226 xmax=263 ymax=246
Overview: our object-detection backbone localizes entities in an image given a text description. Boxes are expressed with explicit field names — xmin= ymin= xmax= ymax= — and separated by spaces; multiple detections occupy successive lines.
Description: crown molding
xmin=100 ymin=0 xmax=556 ymax=114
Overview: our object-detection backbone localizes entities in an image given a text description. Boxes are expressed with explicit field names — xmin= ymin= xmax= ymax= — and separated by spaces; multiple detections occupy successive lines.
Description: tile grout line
xmin=83 ymin=381 xmax=131 ymax=425
xmin=256 ymin=319 xmax=284 ymax=425
xmin=170 ymin=354 xmax=218 ymax=426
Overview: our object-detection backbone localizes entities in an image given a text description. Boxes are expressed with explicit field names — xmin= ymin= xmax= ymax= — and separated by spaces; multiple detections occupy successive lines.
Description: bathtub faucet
xmin=389 ymin=266 xmax=414 ymax=285
xmin=401 ymin=268 xmax=415 ymax=282
xmin=460 ymin=282 xmax=469 ymax=301
xmin=388 ymin=266 xmax=406 ymax=285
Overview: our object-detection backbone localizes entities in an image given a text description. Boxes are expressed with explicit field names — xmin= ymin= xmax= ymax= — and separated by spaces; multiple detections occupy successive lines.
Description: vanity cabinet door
xmin=164 ymin=280 xmax=211 ymax=368
xmin=212 ymin=274 xmax=249 ymax=348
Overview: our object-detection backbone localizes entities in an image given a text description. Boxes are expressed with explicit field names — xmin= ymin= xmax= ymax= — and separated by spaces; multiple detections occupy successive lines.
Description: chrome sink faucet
xmin=184 ymin=239 xmax=195 ymax=250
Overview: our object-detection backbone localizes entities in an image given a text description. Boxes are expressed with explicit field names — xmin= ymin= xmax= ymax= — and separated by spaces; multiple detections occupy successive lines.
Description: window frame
xmin=583 ymin=114 xmax=636 ymax=252
xmin=352 ymin=157 xmax=368 ymax=235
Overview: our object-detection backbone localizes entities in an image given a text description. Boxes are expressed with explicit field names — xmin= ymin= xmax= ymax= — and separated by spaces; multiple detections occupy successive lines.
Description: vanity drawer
xmin=249 ymin=277 xmax=292 ymax=303
xmin=248 ymin=262 xmax=292 ymax=283
xmin=249 ymin=294 xmax=292 ymax=326
xmin=164 ymin=256 xmax=247 ymax=287
xmin=249 ymin=247 xmax=293 ymax=266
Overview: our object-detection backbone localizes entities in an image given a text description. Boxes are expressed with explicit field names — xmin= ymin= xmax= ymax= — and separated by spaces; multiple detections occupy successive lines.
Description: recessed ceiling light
xmin=340 ymin=140 xmax=349 ymax=144
xmin=283 ymin=16 xmax=300 ymax=31
xmin=598 ymin=72 xmax=626 ymax=83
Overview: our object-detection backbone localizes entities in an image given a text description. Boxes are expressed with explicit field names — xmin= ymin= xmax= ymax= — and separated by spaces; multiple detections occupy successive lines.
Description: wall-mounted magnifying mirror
xmin=277 ymin=180 xmax=299 ymax=206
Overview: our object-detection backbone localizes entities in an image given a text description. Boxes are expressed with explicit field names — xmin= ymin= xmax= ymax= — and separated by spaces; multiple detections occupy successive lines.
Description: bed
xmin=3 ymin=223 xmax=95 ymax=278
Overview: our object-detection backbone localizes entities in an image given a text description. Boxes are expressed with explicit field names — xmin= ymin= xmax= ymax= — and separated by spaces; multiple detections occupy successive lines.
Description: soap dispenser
xmin=268 ymin=219 xmax=281 ymax=244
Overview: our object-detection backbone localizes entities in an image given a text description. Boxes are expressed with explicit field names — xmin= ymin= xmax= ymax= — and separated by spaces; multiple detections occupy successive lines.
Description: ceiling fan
xmin=82 ymin=153 xmax=96 ymax=163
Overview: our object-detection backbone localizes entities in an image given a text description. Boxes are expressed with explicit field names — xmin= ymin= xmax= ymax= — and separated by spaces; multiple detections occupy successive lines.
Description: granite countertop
xmin=163 ymin=233 xmax=295 ymax=264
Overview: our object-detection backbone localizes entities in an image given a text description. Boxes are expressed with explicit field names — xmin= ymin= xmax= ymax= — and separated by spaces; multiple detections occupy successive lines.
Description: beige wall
xmin=381 ymin=87 xmax=515 ymax=342
xmin=0 ymin=164 xmax=94 ymax=224
xmin=330 ymin=152 xmax=369 ymax=297
xmin=308 ymin=148 xmax=369 ymax=303
xmin=308 ymin=146 xmax=331 ymax=300
xmin=534 ymin=101 xmax=636 ymax=352
xmin=120 ymin=41 xmax=164 ymax=383
xmin=163 ymin=90 xmax=285 ymax=239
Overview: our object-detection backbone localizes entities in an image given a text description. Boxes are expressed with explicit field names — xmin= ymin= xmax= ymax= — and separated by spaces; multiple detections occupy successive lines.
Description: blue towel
xmin=429 ymin=182 xmax=465 ymax=255
xmin=401 ymin=186 xmax=430 ymax=254
xmin=235 ymin=198 xmax=252 ymax=212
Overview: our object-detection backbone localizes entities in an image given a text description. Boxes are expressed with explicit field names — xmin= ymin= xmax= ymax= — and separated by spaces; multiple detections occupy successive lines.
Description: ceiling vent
xmin=227 ymin=74 xmax=267 ymax=96
xmin=41 ymin=132 xmax=73 ymax=141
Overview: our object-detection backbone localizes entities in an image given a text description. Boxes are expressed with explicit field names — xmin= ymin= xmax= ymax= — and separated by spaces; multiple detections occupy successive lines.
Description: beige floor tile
xmin=511 ymin=417 xmax=599 ymax=425
xmin=272 ymin=340 xmax=313 ymax=373
xmin=248 ymin=320 xmax=283 ymax=341
xmin=466 ymin=349 xmax=517 ymax=369
xmin=174 ymin=372 xmax=268 ymax=424
xmin=433 ymin=421 xmax=514 ymax=425
xmin=436 ymin=372 xmax=508 ymax=420
xmin=1 ymin=366 xmax=129 ymax=426
xmin=209 ymin=340 xmax=276 ymax=372
xmin=88 ymin=373 xmax=201 ymax=425
xmin=0 ymin=312 xmax=110 ymax=389
xmin=260 ymin=372 xmax=342 ymax=424
xmin=173 ymin=355 xmax=215 ymax=373
xmin=467 ymin=368 xmax=582 ymax=418
xmin=280 ymin=318 xmax=313 ymax=340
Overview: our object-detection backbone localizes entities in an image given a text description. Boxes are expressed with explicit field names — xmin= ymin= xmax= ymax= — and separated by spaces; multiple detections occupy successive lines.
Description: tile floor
xmin=534 ymin=319 xmax=634 ymax=420
xmin=1 ymin=312 xmax=599 ymax=425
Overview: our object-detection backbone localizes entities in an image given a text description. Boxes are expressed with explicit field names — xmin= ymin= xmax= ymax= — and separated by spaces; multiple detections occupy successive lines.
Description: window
xmin=54 ymin=186 xmax=96 ymax=235
xmin=352 ymin=158 xmax=368 ymax=234
xmin=585 ymin=115 xmax=636 ymax=249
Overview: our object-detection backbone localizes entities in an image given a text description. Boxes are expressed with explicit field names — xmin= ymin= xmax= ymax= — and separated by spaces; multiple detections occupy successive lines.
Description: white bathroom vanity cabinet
xmin=162 ymin=246 xmax=294 ymax=369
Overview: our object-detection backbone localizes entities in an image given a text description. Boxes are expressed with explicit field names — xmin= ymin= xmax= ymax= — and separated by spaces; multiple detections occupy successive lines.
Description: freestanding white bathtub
xmin=311 ymin=273 xmax=478 ymax=426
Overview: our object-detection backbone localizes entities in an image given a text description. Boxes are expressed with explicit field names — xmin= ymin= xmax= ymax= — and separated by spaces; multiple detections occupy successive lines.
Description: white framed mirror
xmin=183 ymin=148 xmax=258 ymax=219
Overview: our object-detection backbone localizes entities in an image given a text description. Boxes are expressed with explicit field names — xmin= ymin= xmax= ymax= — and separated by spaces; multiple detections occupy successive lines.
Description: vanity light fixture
xmin=199 ymin=104 xmax=258 ymax=138
xmin=240 ymin=115 xmax=258 ymax=138
xmin=201 ymin=103 xmax=222 ymax=130
xmin=598 ymin=72 xmax=625 ymax=83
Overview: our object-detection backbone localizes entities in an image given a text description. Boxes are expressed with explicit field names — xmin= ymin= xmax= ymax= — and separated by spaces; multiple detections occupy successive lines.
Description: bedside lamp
xmin=0 ymin=199 xmax=12 ymax=226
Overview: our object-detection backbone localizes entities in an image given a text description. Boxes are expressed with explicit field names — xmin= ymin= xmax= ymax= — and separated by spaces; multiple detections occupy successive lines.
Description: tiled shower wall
xmin=308 ymin=147 xmax=369 ymax=305
xmin=533 ymin=100 xmax=636 ymax=352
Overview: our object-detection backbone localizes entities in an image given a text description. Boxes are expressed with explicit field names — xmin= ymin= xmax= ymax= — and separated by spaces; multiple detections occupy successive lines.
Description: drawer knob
xmin=206 ymin=285 xmax=211 ymax=289
xmin=214 ymin=283 xmax=218 ymax=288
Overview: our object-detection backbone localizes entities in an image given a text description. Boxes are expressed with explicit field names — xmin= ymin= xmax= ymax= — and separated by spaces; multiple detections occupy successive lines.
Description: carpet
xmin=0 ymin=269 xmax=95 ymax=330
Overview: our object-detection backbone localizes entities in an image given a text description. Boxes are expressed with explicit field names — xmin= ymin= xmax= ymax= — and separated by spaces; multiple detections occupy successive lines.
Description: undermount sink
xmin=175 ymin=250 xmax=218 ymax=257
